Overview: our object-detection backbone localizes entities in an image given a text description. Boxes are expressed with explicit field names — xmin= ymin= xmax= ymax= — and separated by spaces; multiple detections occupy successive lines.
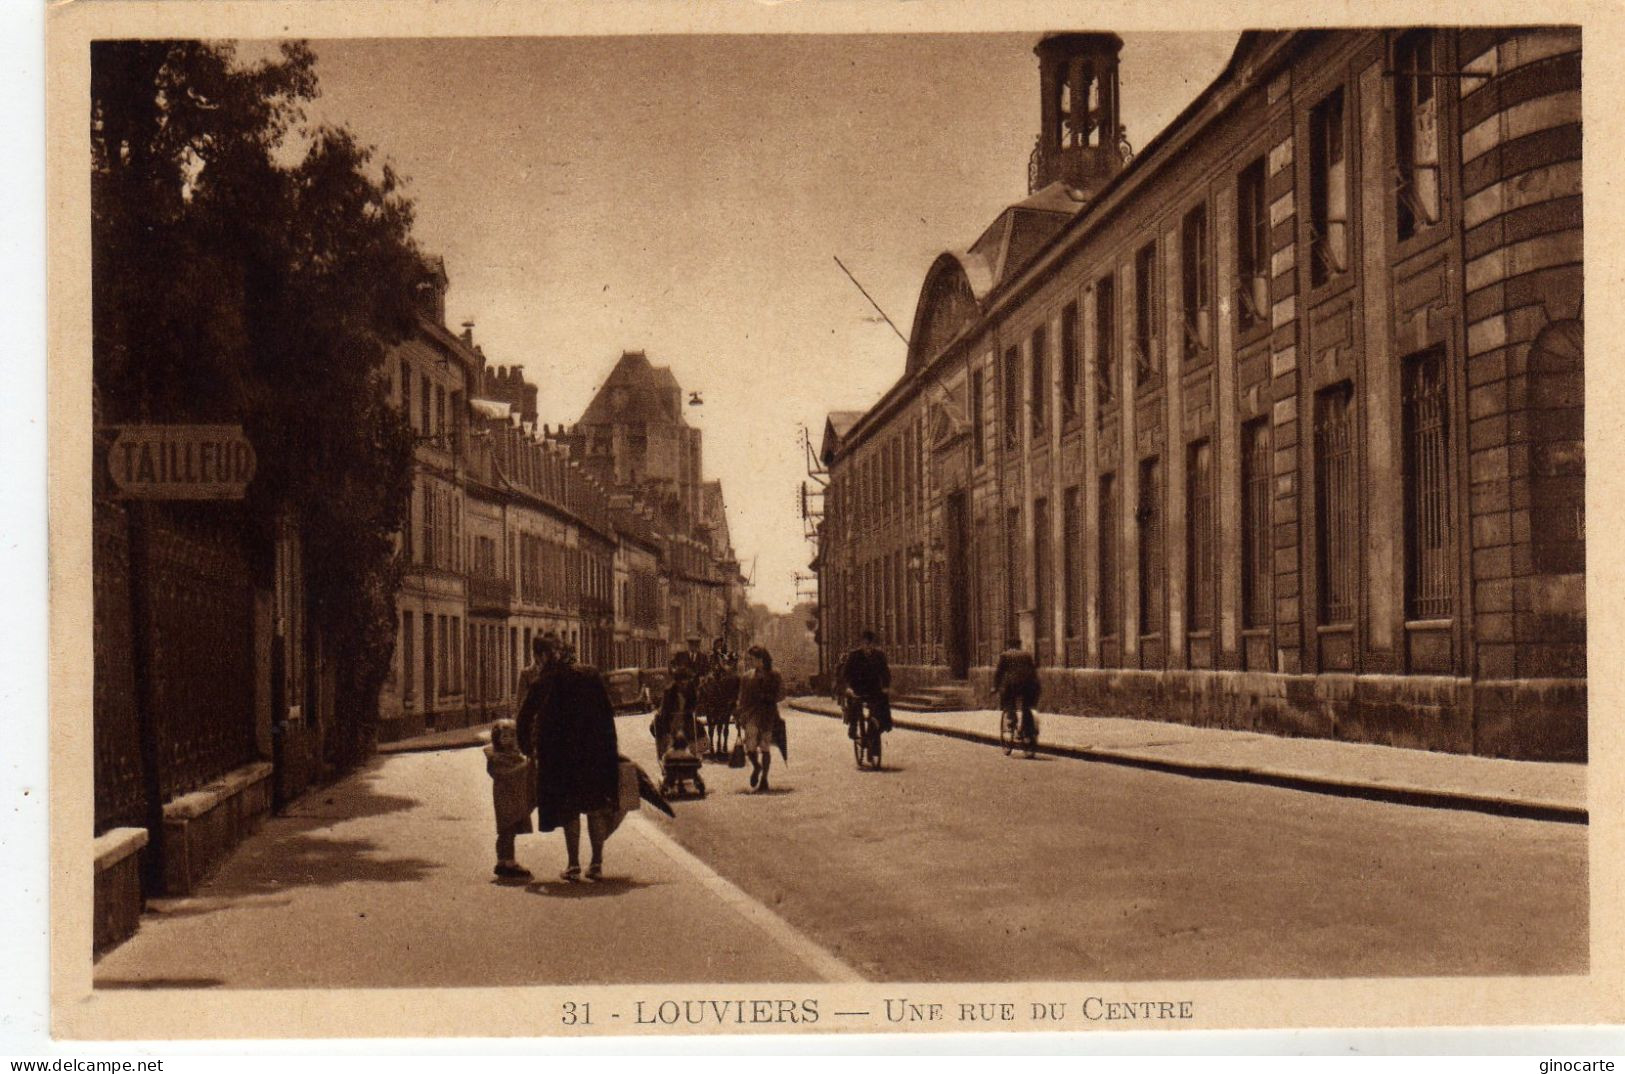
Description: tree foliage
xmin=92 ymin=40 xmax=426 ymax=760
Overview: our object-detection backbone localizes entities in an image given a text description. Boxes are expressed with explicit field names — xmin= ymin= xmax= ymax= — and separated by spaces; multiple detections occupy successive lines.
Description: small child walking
xmin=484 ymin=719 xmax=534 ymax=880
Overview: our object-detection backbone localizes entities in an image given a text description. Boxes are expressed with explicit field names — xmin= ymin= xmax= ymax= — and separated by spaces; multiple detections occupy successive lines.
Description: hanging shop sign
xmin=107 ymin=424 xmax=257 ymax=501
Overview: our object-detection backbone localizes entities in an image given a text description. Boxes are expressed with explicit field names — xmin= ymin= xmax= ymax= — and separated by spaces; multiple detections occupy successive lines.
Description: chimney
xmin=460 ymin=320 xmax=475 ymax=346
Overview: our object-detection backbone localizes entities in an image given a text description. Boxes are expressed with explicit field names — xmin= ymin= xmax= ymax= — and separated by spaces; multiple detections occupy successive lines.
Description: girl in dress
xmin=735 ymin=645 xmax=783 ymax=793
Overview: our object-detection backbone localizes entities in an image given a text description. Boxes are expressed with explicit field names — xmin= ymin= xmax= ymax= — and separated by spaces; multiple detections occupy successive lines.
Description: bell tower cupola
xmin=1031 ymin=32 xmax=1126 ymax=197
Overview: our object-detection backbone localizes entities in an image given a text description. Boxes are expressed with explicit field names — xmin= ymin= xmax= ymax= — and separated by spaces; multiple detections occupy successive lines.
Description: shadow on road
xmin=167 ymin=764 xmax=440 ymax=908
xmin=525 ymin=876 xmax=664 ymax=898
xmin=205 ymin=834 xmax=442 ymax=898
xmin=278 ymin=763 xmax=422 ymax=824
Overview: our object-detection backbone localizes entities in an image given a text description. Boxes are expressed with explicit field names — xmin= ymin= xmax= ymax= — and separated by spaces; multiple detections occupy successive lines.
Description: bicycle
xmin=846 ymin=692 xmax=885 ymax=770
xmin=997 ymin=694 xmax=1039 ymax=759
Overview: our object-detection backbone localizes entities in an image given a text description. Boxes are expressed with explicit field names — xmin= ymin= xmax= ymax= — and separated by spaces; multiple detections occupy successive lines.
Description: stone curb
xmin=376 ymin=723 xmax=493 ymax=755
xmin=786 ymin=700 xmax=1586 ymax=826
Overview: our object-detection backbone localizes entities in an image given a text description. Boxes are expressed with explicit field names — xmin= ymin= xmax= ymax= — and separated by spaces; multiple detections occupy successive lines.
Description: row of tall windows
xmin=1024 ymin=353 xmax=1449 ymax=658
xmin=842 ymin=549 xmax=927 ymax=654
xmin=846 ymin=424 xmax=923 ymax=529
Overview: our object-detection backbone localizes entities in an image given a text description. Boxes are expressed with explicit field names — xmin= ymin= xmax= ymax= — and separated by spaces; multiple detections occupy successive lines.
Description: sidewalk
xmin=94 ymin=739 xmax=861 ymax=987
xmin=787 ymin=696 xmax=1586 ymax=824
xmin=375 ymin=720 xmax=495 ymax=754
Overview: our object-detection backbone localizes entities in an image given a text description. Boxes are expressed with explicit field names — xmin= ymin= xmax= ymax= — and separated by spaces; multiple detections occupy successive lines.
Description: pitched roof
xmin=577 ymin=350 xmax=688 ymax=427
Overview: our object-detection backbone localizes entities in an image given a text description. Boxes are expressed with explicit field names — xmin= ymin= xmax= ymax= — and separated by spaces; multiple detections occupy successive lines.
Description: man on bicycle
xmin=838 ymin=629 xmax=892 ymax=739
xmin=993 ymin=637 xmax=1040 ymax=742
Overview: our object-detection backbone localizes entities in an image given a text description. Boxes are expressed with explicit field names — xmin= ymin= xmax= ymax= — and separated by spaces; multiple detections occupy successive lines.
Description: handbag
xmin=727 ymin=740 xmax=747 ymax=768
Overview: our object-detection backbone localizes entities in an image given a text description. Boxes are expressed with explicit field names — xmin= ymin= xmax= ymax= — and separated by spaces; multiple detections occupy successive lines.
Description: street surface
xmin=629 ymin=711 xmax=1587 ymax=982
xmin=96 ymin=711 xmax=1586 ymax=987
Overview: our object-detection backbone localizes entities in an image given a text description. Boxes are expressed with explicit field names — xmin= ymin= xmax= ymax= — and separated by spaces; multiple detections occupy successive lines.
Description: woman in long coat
xmin=735 ymin=645 xmax=783 ymax=793
xmin=517 ymin=641 xmax=622 ymax=881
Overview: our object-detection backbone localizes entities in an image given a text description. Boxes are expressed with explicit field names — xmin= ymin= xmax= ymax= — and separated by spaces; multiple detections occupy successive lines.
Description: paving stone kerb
xmin=787 ymin=697 xmax=1586 ymax=825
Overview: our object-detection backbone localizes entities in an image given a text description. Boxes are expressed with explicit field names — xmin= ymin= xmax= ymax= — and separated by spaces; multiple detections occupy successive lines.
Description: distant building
xmin=568 ymin=349 xmax=752 ymax=655
xmin=817 ymin=28 xmax=1584 ymax=761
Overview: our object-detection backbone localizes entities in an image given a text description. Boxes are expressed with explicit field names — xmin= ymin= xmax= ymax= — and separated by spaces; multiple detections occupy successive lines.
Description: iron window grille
xmin=1241 ymin=419 xmax=1273 ymax=629
xmin=1099 ymin=473 xmax=1119 ymax=637
xmin=1315 ymin=383 xmax=1358 ymax=624
xmin=1138 ymin=457 xmax=1163 ymax=636
xmin=1064 ymin=486 xmax=1082 ymax=639
xmin=1403 ymin=350 xmax=1452 ymax=619
xmin=1187 ymin=439 xmax=1215 ymax=632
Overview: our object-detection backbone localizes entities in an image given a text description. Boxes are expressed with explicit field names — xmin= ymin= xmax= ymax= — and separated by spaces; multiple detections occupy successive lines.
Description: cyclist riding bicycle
xmin=992 ymin=638 xmax=1040 ymax=746
xmin=838 ymin=629 xmax=892 ymax=740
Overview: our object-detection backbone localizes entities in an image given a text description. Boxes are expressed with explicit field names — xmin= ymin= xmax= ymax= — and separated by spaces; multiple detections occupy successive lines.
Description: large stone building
xmin=567 ymin=349 xmax=751 ymax=652
xmin=817 ymin=28 xmax=1584 ymax=761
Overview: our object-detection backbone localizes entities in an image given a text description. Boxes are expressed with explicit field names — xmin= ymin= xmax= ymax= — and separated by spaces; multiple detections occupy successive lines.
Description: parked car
xmin=604 ymin=668 xmax=653 ymax=713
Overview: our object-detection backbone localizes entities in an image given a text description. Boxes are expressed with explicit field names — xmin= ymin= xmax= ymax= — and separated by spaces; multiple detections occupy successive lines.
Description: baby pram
xmin=654 ymin=681 xmax=707 ymax=798
xmin=659 ymin=733 xmax=706 ymax=798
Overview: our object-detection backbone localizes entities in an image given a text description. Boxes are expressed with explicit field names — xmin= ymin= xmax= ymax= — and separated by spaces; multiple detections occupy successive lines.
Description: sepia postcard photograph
xmin=33 ymin=0 xmax=1625 ymax=1049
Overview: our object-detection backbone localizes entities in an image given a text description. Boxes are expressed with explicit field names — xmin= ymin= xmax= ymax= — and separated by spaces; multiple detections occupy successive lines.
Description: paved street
xmin=97 ymin=710 xmax=1586 ymax=988
xmin=628 ymin=711 xmax=1587 ymax=982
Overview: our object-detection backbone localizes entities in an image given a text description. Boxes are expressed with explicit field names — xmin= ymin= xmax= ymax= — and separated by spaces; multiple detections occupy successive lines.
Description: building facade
xmin=377 ymin=306 xmax=753 ymax=740
xmin=819 ymin=28 xmax=1584 ymax=761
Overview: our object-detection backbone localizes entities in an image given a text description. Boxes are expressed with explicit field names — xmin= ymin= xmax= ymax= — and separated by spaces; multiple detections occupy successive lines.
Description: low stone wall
xmin=93 ymin=827 xmax=148 ymax=954
xmin=161 ymin=761 xmax=275 ymax=896
xmin=947 ymin=665 xmax=1585 ymax=762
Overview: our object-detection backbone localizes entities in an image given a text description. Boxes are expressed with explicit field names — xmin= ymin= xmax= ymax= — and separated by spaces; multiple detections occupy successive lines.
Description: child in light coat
xmin=484 ymin=719 xmax=535 ymax=880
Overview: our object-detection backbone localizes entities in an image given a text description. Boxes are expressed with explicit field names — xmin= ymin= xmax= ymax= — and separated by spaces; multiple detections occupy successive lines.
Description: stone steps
xmin=892 ymin=682 xmax=975 ymax=712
